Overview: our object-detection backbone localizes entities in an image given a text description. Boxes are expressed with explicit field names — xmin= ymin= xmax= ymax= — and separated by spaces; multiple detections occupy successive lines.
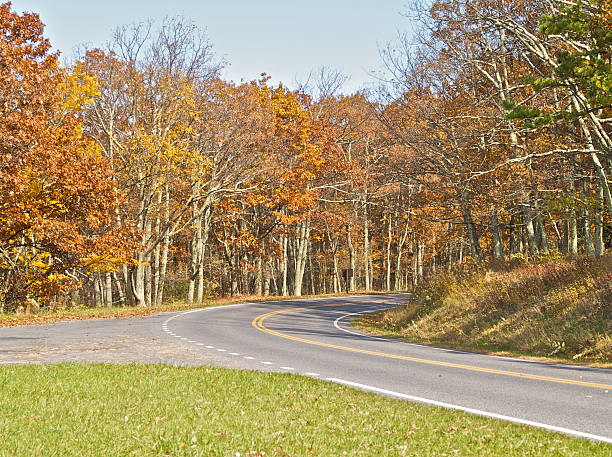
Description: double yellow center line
xmin=252 ymin=303 xmax=612 ymax=390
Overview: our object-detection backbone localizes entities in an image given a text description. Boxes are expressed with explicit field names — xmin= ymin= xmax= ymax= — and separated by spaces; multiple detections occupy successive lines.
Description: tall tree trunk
xmin=144 ymin=262 xmax=152 ymax=307
xmin=411 ymin=238 xmax=419 ymax=287
xmin=113 ymin=272 xmax=126 ymax=306
xmin=130 ymin=264 xmax=146 ymax=307
xmin=386 ymin=214 xmax=392 ymax=291
xmin=490 ymin=210 xmax=504 ymax=259
xmin=595 ymin=184 xmax=605 ymax=257
xmin=363 ymin=196 xmax=371 ymax=290
xmin=104 ymin=273 xmax=113 ymax=308
xmin=308 ymin=249 xmax=315 ymax=295
xmin=293 ymin=220 xmax=311 ymax=296
xmin=152 ymin=191 xmax=162 ymax=306
xmin=580 ymin=180 xmax=595 ymax=258
xmin=196 ymin=206 xmax=211 ymax=303
xmin=417 ymin=240 xmax=424 ymax=284
xmin=255 ymin=256 xmax=263 ymax=296
xmin=187 ymin=182 xmax=202 ymax=303
xmin=568 ymin=170 xmax=579 ymax=255
xmin=561 ymin=219 xmax=569 ymax=254
xmin=281 ymin=234 xmax=289 ymax=296
xmin=394 ymin=215 xmax=409 ymax=291
xmin=263 ymin=260 xmax=271 ymax=296
xmin=537 ymin=216 xmax=549 ymax=255
xmin=93 ymin=274 xmax=102 ymax=307
xmin=569 ymin=213 xmax=578 ymax=255
xmin=347 ymin=224 xmax=355 ymax=291
xmin=122 ymin=265 xmax=131 ymax=306
xmin=332 ymin=240 xmax=340 ymax=293
xmin=187 ymin=213 xmax=198 ymax=303
xmin=461 ymin=203 xmax=482 ymax=260
xmin=522 ymin=200 xmax=539 ymax=258
xmin=156 ymin=237 xmax=169 ymax=306
xmin=508 ymin=212 xmax=517 ymax=254
xmin=155 ymin=187 xmax=171 ymax=306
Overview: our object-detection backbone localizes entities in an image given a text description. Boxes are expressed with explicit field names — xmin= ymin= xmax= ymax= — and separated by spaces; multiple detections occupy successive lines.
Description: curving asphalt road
xmin=1 ymin=294 xmax=611 ymax=443
xmin=162 ymin=294 xmax=612 ymax=443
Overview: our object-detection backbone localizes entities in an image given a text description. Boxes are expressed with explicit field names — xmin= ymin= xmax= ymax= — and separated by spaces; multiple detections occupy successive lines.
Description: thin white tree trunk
xmin=386 ymin=215 xmax=392 ymax=291
xmin=595 ymin=185 xmax=605 ymax=257
xmin=347 ymin=224 xmax=355 ymax=291
xmin=363 ymin=196 xmax=370 ymax=290
xmin=293 ymin=220 xmax=311 ymax=296
xmin=104 ymin=273 xmax=113 ymax=308
xmin=580 ymin=180 xmax=595 ymax=258
xmin=281 ymin=234 xmax=288 ymax=296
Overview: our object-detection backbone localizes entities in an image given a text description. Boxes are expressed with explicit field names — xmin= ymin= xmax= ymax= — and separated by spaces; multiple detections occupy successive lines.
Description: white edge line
xmin=326 ymin=377 xmax=612 ymax=444
xmin=333 ymin=310 xmax=440 ymax=348
xmin=333 ymin=312 xmax=388 ymax=341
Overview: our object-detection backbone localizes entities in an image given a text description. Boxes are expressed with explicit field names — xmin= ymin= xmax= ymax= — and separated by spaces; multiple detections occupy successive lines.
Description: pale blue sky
xmin=10 ymin=0 xmax=411 ymax=93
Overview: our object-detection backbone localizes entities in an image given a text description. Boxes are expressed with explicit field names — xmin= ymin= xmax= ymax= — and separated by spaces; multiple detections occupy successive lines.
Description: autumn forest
xmin=1 ymin=0 xmax=611 ymax=311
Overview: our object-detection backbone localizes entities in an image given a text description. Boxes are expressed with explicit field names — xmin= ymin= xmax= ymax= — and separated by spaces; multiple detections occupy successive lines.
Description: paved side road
xmin=0 ymin=312 xmax=230 ymax=367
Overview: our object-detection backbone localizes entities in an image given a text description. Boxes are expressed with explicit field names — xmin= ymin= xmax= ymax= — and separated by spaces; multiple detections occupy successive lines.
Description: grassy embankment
xmin=357 ymin=253 xmax=612 ymax=365
xmin=0 ymin=364 xmax=608 ymax=456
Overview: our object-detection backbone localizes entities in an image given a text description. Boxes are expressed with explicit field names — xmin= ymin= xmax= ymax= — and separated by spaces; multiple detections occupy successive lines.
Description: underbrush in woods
xmin=358 ymin=253 xmax=612 ymax=364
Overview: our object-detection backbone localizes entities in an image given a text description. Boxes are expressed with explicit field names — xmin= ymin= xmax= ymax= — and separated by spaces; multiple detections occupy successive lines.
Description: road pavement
xmin=1 ymin=294 xmax=611 ymax=443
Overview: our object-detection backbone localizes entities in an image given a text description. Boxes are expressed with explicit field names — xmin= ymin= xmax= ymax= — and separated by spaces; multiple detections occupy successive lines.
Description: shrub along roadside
xmin=356 ymin=253 xmax=612 ymax=365
xmin=0 ymin=364 xmax=607 ymax=456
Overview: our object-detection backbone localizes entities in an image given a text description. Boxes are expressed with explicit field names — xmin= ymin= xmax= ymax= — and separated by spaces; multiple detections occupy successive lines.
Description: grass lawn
xmin=0 ymin=364 xmax=608 ymax=456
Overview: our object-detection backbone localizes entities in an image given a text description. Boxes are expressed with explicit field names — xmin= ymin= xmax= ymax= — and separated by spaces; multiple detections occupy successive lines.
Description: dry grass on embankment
xmin=357 ymin=253 xmax=612 ymax=366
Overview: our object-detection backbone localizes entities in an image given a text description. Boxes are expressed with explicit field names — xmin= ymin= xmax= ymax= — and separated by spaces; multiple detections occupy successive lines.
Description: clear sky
xmin=10 ymin=0 xmax=412 ymax=94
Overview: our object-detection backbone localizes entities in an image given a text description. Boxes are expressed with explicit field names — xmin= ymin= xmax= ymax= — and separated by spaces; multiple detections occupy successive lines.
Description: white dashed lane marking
xmin=162 ymin=306 xmax=327 ymax=384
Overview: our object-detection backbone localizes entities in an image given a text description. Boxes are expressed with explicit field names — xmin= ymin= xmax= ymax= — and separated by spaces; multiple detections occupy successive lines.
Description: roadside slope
xmin=357 ymin=254 xmax=612 ymax=365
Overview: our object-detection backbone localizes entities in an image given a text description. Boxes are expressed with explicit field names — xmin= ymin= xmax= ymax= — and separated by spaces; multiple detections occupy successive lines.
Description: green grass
xmin=357 ymin=253 xmax=612 ymax=365
xmin=0 ymin=364 xmax=608 ymax=456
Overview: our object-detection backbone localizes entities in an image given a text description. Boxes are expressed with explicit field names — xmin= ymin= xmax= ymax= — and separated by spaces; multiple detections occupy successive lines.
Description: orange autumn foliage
xmin=0 ymin=2 xmax=134 ymax=308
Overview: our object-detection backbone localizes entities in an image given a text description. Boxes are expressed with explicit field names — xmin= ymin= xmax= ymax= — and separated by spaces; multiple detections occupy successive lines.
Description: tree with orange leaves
xmin=0 ymin=2 xmax=133 ymax=310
